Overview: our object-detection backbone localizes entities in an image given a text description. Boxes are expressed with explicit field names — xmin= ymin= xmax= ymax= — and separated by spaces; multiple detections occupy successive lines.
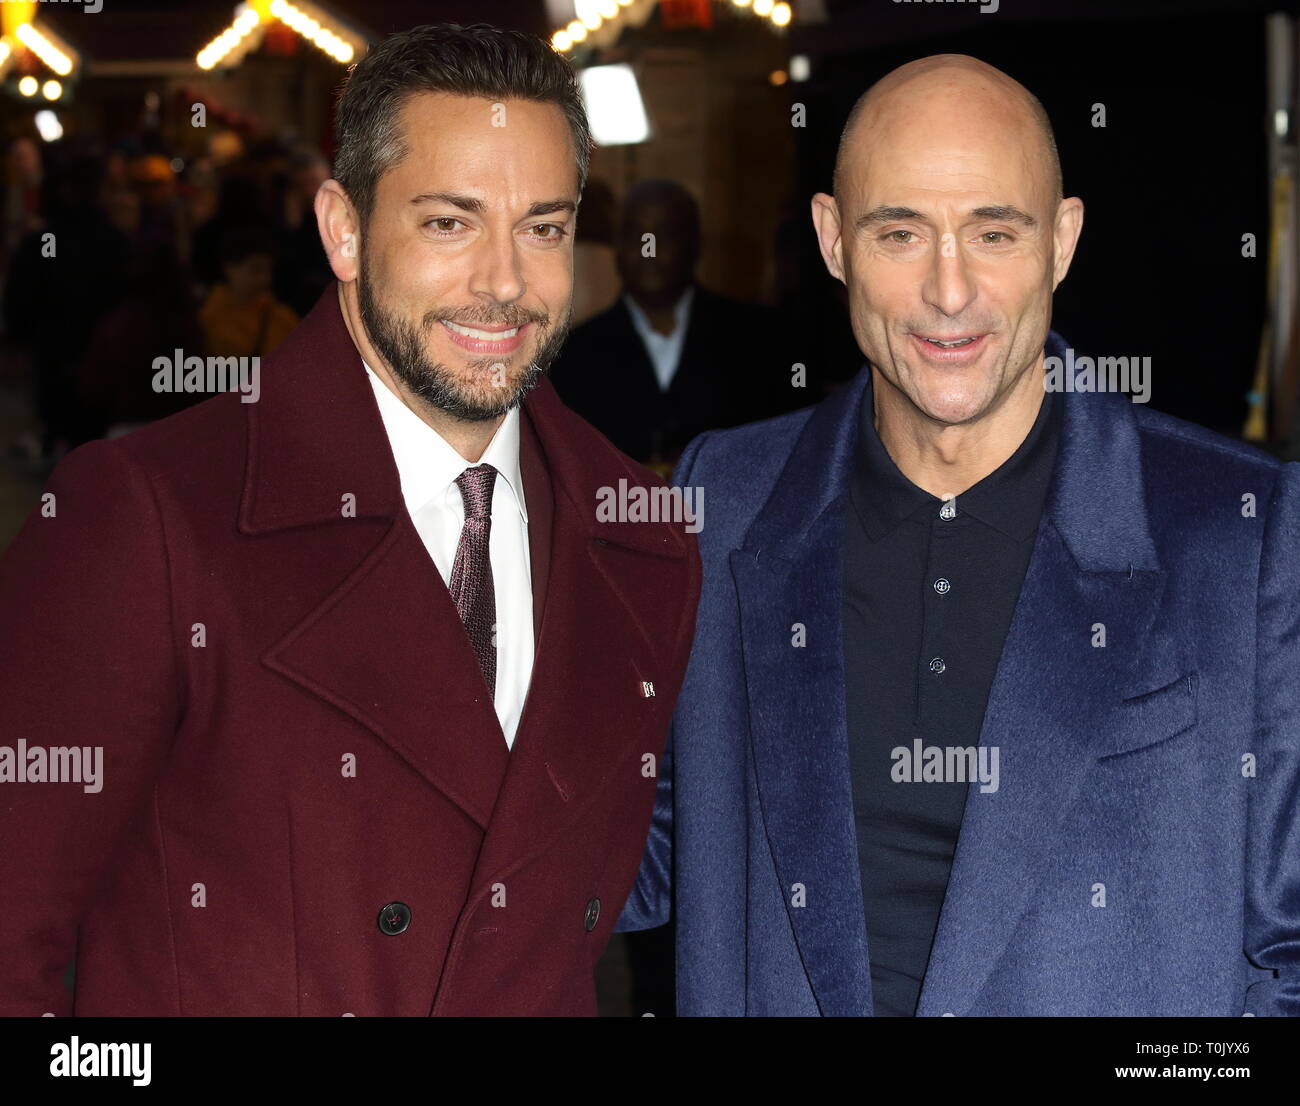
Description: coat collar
xmin=742 ymin=330 xmax=1157 ymax=575
xmin=240 ymin=283 xmax=687 ymax=561
xmin=254 ymin=283 xmax=691 ymax=847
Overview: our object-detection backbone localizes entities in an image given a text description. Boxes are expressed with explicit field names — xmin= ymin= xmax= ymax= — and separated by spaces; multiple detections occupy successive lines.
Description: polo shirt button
xmin=584 ymin=897 xmax=601 ymax=932
xmin=934 ymin=577 xmax=951 ymax=595
xmin=377 ymin=901 xmax=411 ymax=935
xmin=929 ymin=657 xmax=946 ymax=674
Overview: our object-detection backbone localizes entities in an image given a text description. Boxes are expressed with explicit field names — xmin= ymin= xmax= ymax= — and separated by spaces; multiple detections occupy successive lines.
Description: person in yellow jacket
xmin=200 ymin=224 xmax=299 ymax=358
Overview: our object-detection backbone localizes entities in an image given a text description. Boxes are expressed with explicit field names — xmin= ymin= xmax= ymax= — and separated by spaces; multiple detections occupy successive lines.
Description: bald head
xmin=833 ymin=55 xmax=1061 ymax=206
xmin=808 ymin=51 xmax=1084 ymax=440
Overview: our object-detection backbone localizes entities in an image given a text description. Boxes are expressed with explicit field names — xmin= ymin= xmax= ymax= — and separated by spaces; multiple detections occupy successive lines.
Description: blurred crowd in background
xmin=0 ymin=132 xmax=331 ymax=455
xmin=0 ymin=128 xmax=856 ymax=479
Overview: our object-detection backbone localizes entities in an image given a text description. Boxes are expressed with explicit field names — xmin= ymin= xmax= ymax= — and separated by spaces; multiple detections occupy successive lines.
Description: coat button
xmin=378 ymin=901 xmax=411 ymax=935
xmin=583 ymin=897 xmax=601 ymax=932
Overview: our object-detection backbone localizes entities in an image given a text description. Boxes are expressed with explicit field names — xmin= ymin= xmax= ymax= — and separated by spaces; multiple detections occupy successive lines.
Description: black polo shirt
xmin=841 ymin=377 xmax=1061 ymax=1017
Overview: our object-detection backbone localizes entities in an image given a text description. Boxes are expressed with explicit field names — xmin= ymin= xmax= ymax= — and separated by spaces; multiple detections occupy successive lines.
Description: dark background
xmin=16 ymin=0 xmax=1281 ymax=435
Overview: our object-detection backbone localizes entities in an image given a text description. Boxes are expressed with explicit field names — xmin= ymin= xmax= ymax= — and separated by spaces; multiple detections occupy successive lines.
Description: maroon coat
xmin=0 ymin=285 xmax=700 ymax=1016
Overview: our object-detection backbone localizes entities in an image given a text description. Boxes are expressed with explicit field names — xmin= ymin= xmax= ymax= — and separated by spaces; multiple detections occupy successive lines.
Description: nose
xmin=920 ymin=232 xmax=978 ymax=319
xmin=468 ymin=227 xmax=526 ymax=305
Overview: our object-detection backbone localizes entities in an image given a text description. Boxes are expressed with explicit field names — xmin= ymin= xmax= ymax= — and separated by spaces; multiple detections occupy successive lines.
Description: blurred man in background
xmin=553 ymin=178 xmax=799 ymax=473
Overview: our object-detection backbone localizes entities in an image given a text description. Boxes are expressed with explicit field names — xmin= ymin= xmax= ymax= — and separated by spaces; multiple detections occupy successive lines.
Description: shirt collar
xmin=851 ymin=378 xmax=1060 ymax=543
xmin=363 ymin=359 xmax=527 ymax=523
xmin=623 ymin=285 xmax=695 ymax=342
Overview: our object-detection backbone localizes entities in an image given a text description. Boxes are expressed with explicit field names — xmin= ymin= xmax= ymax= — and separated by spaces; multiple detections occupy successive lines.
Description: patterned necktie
xmin=449 ymin=464 xmax=496 ymax=697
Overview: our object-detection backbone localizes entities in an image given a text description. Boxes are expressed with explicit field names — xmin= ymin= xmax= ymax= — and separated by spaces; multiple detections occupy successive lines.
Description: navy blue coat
xmin=617 ymin=330 xmax=1300 ymax=1016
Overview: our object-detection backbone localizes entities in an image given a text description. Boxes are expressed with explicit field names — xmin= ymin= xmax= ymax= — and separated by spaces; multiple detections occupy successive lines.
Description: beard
xmin=357 ymin=254 xmax=571 ymax=422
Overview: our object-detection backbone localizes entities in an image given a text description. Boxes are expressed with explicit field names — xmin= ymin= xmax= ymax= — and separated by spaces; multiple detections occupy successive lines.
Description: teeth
xmin=443 ymin=321 xmax=520 ymax=340
xmin=925 ymin=336 xmax=976 ymax=348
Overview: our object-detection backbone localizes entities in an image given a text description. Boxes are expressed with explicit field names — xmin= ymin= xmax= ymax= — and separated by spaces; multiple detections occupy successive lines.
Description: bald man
xmin=616 ymin=55 xmax=1300 ymax=1017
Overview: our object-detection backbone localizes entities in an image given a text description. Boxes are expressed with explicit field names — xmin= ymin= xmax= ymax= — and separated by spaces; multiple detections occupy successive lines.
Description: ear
xmin=315 ymin=179 xmax=361 ymax=282
xmin=1050 ymin=195 xmax=1084 ymax=289
xmin=810 ymin=192 xmax=846 ymax=284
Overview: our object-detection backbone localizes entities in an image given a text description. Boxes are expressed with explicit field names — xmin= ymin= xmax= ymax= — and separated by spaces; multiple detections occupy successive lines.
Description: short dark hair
xmin=333 ymin=23 xmax=593 ymax=228
xmin=621 ymin=179 xmax=700 ymax=243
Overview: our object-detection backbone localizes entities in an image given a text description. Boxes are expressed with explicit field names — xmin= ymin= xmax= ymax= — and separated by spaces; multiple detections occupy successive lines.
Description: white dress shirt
xmin=624 ymin=286 xmax=695 ymax=391
xmin=363 ymin=360 xmax=534 ymax=751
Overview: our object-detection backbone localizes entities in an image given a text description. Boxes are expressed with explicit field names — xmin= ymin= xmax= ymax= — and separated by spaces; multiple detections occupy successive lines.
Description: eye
xmin=981 ymin=231 xmax=1010 ymax=243
xmin=425 ymin=216 xmax=463 ymax=234
xmin=528 ymin=223 xmax=568 ymax=240
xmin=885 ymin=229 xmax=916 ymax=244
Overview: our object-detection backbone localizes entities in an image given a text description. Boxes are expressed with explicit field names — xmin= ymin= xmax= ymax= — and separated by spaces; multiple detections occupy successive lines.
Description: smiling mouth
xmin=442 ymin=320 xmax=521 ymax=340
xmin=918 ymin=334 xmax=981 ymax=348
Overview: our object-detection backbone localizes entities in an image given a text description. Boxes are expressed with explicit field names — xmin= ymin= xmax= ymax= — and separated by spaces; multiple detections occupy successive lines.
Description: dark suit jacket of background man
xmin=551 ymin=286 xmax=801 ymax=463
xmin=0 ymin=284 xmax=701 ymax=1016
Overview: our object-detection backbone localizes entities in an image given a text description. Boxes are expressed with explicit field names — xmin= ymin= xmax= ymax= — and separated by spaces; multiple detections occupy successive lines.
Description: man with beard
xmin=0 ymin=23 xmax=700 ymax=1017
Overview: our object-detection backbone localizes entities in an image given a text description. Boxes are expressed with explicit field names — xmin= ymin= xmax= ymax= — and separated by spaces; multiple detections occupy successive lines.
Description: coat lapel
xmin=250 ymin=286 xmax=691 ymax=848
xmin=915 ymin=342 xmax=1167 ymax=1016
xmin=519 ymin=408 xmax=553 ymax=647
xmin=463 ymin=380 xmax=693 ymax=893
xmin=249 ymin=286 xmax=509 ymax=829
xmin=730 ymin=371 xmax=875 ymax=1016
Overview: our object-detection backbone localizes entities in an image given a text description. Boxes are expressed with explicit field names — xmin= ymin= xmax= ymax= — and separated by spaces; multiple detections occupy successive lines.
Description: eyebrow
xmin=409 ymin=192 xmax=576 ymax=218
xmin=855 ymin=203 xmax=1038 ymax=230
